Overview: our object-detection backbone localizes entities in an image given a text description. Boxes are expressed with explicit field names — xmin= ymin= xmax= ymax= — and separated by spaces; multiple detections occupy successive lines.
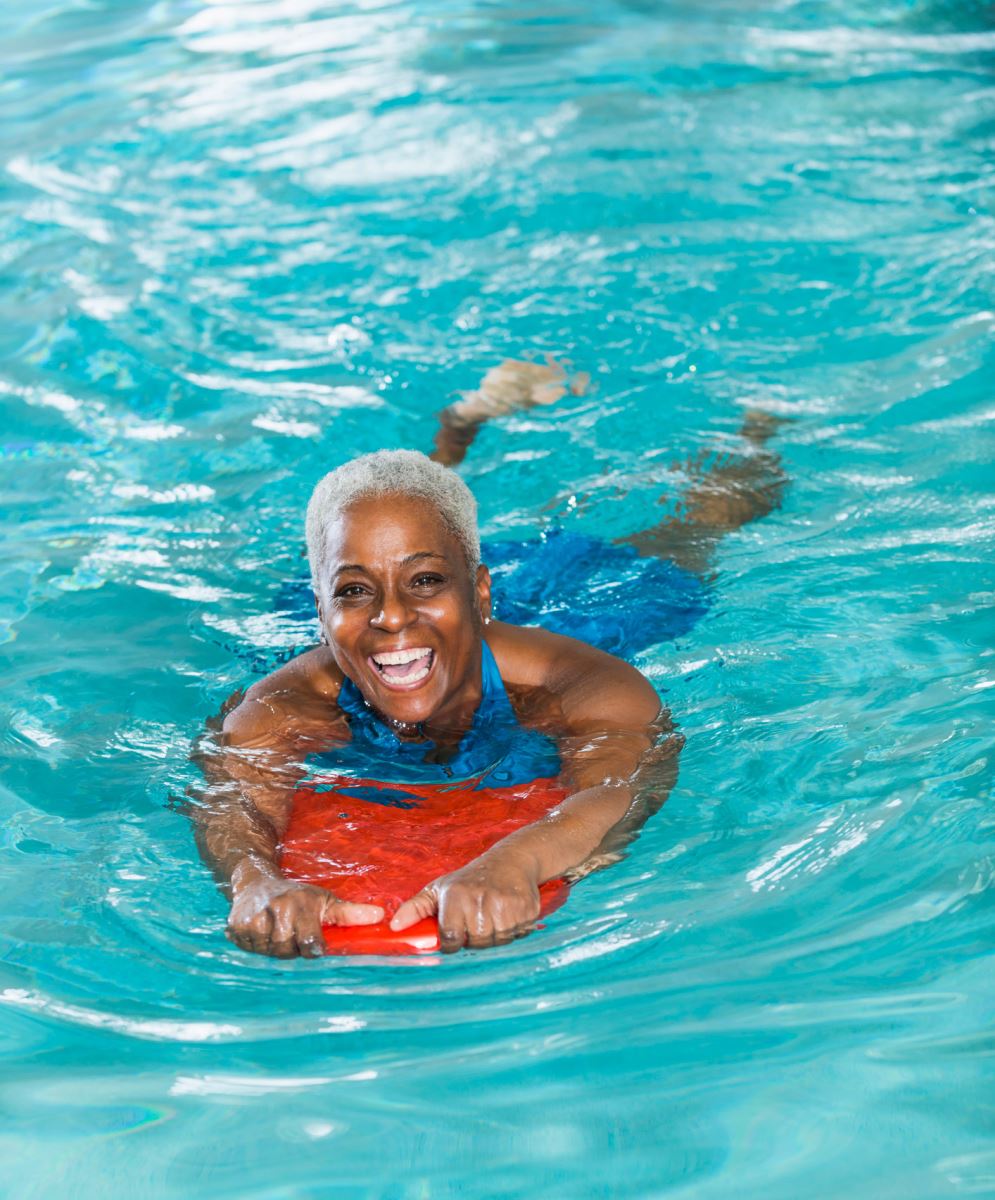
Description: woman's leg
xmin=430 ymin=361 xmax=787 ymax=577
xmin=619 ymin=410 xmax=788 ymax=577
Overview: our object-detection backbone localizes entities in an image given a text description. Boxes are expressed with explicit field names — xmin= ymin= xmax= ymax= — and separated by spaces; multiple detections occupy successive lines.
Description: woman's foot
xmin=431 ymin=356 xmax=589 ymax=466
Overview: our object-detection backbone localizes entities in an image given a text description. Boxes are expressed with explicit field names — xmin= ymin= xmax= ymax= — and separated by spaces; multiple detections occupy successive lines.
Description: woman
xmin=194 ymin=361 xmax=785 ymax=957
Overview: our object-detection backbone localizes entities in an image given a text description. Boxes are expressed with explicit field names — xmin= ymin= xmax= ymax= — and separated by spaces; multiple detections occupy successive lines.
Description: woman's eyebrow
xmin=402 ymin=552 xmax=447 ymax=565
xmin=333 ymin=552 xmax=446 ymax=575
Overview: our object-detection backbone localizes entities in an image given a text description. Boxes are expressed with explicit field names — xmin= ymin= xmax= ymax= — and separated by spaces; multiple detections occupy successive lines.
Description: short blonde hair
xmin=305 ymin=450 xmax=480 ymax=597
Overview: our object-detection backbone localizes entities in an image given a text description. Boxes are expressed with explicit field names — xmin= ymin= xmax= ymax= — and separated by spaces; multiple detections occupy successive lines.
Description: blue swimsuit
xmin=305 ymin=641 xmax=561 ymax=798
xmin=482 ymin=529 xmax=708 ymax=656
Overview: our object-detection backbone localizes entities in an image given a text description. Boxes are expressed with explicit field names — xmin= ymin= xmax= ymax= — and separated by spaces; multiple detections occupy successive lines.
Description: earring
xmin=483 ymin=616 xmax=491 ymax=626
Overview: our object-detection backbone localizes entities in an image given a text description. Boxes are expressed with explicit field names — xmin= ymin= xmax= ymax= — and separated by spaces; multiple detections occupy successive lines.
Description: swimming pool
xmin=2 ymin=0 xmax=993 ymax=1195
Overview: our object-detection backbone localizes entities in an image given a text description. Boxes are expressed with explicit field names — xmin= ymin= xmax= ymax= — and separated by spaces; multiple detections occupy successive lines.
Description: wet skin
xmin=193 ymin=493 xmax=670 ymax=957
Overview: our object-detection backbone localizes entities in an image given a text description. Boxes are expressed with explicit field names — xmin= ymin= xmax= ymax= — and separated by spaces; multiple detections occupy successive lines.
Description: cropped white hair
xmin=306 ymin=450 xmax=480 ymax=596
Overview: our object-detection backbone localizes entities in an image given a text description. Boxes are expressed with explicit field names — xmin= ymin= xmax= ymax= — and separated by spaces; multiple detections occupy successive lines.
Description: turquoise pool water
xmin=2 ymin=0 xmax=993 ymax=1195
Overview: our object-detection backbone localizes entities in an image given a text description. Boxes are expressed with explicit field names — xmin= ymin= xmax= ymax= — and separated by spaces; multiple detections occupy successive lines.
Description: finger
xmin=473 ymin=899 xmax=538 ymax=949
xmin=246 ymin=929 xmax=275 ymax=956
xmin=473 ymin=916 xmax=533 ymax=949
xmin=389 ymin=888 xmax=437 ymax=932
xmin=227 ymin=912 xmax=280 ymax=957
xmin=325 ymin=900 xmax=385 ymax=927
xmin=465 ymin=922 xmax=498 ymax=949
xmin=270 ymin=901 xmax=297 ymax=947
xmin=294 ymin=909 xmax=327 ymax=959
xmin=250 ymin=921 xmax=282 ymax=957
xmin=437 ymin=897 xmax=470 ymax=953
xmin=228 ymin=908 xmax=272 ymax=955
xmin=297 ymin=932 xmax=326 ymax=959
xmin=464 ymin=902 xmax=494 ymax=949
xmin=439 ymin=924 xmax=467 ymax=953
xmin=270 ymin=905 xmax=302 ymax=959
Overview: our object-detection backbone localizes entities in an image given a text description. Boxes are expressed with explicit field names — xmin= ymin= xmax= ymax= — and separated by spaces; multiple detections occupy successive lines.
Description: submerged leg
xmin=620 ymin=410 xmax=788 ymax=578
xmin=430 ymin=356 xmax=589 ymax=466
xmin=430 ymin=364 xmax=786 ymax=576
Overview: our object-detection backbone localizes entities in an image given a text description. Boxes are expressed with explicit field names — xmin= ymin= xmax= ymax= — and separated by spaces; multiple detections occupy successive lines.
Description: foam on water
xmin=1 ymin=1 xmax=993 ymax=1196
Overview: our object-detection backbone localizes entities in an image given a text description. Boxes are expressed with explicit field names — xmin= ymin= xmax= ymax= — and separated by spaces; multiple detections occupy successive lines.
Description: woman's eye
xmin=335 ymin=584 xmax=368 ymax=599
xmin=412 ymin=573 xmax=445 ymax=589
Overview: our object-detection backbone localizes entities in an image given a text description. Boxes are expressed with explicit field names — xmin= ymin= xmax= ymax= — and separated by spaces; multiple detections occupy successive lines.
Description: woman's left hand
xmin=389 ymin=851 xmax=542 ymax=952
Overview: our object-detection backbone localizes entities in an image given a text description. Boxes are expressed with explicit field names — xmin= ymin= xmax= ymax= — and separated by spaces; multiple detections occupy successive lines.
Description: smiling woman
xmin=190 ymin=362 xmax=786 ymax=957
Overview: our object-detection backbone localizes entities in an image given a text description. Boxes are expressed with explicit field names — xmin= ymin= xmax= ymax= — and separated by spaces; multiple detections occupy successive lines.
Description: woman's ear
xmin=475 ymin=564 xmax=492 ymax=624
xmin=314 ymin=592 xmax=328 ymax=645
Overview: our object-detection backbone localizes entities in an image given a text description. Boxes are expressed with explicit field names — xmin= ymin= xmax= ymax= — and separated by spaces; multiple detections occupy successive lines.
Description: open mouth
xmin=369 ymin=646 xmax=435 ymax=690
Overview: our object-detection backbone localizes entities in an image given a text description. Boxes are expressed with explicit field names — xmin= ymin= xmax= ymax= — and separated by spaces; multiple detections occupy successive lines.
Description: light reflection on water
xmin=1 ymin=0 xmax=993 ymax=1196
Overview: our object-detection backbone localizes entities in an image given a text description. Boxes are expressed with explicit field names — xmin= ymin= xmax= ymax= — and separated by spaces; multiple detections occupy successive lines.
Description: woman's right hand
xmin=228 ymin=861 xmax=384 ymax=958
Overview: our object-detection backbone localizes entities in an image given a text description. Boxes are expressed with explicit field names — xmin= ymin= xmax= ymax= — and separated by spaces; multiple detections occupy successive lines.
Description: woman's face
xmin=318 ymin=493 xmax=491 ymax=729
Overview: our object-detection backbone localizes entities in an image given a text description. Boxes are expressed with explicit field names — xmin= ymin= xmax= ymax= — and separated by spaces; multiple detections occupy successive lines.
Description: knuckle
xmin=270 ymin=893 xmax=296 ymax=916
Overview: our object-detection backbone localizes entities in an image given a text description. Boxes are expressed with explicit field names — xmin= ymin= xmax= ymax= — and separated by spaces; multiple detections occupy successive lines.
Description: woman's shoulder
xmin=486 ymin=619 xmax=643 ymax=690
xmin=489 ymin=620 xmax=660 ymax=732
xmin=223 ymin=646 xmax=346 ymax=748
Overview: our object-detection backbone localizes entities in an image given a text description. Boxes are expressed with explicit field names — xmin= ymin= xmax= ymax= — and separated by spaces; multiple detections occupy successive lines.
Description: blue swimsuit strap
xmin=480 ymin=639 xmax=512 ymax=709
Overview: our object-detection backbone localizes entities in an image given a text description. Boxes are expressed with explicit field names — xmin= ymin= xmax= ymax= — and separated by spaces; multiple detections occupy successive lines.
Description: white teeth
xmin=372 ymin=647 xmax=431 ymax=666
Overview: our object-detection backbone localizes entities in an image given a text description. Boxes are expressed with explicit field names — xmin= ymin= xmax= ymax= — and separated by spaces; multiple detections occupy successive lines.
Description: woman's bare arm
xmin=390 ymin=628 xmax=678 ymax=949
xmin=189 ymin=655 xmax=383 ymax=957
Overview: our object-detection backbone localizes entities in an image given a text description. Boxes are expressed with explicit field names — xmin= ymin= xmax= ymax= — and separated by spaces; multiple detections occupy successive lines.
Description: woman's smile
xmin=368 ymin=646 xmax=436 ymax=690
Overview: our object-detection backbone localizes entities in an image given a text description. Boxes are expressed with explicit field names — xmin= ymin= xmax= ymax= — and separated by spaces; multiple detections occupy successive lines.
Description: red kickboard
xmin=280 ymin=774 xmax=569 ymax=956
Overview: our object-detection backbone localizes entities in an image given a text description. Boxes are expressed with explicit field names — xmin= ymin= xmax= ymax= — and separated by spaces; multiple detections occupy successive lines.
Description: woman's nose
xmin=370 ymin=591 xmax=415 ymax=632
